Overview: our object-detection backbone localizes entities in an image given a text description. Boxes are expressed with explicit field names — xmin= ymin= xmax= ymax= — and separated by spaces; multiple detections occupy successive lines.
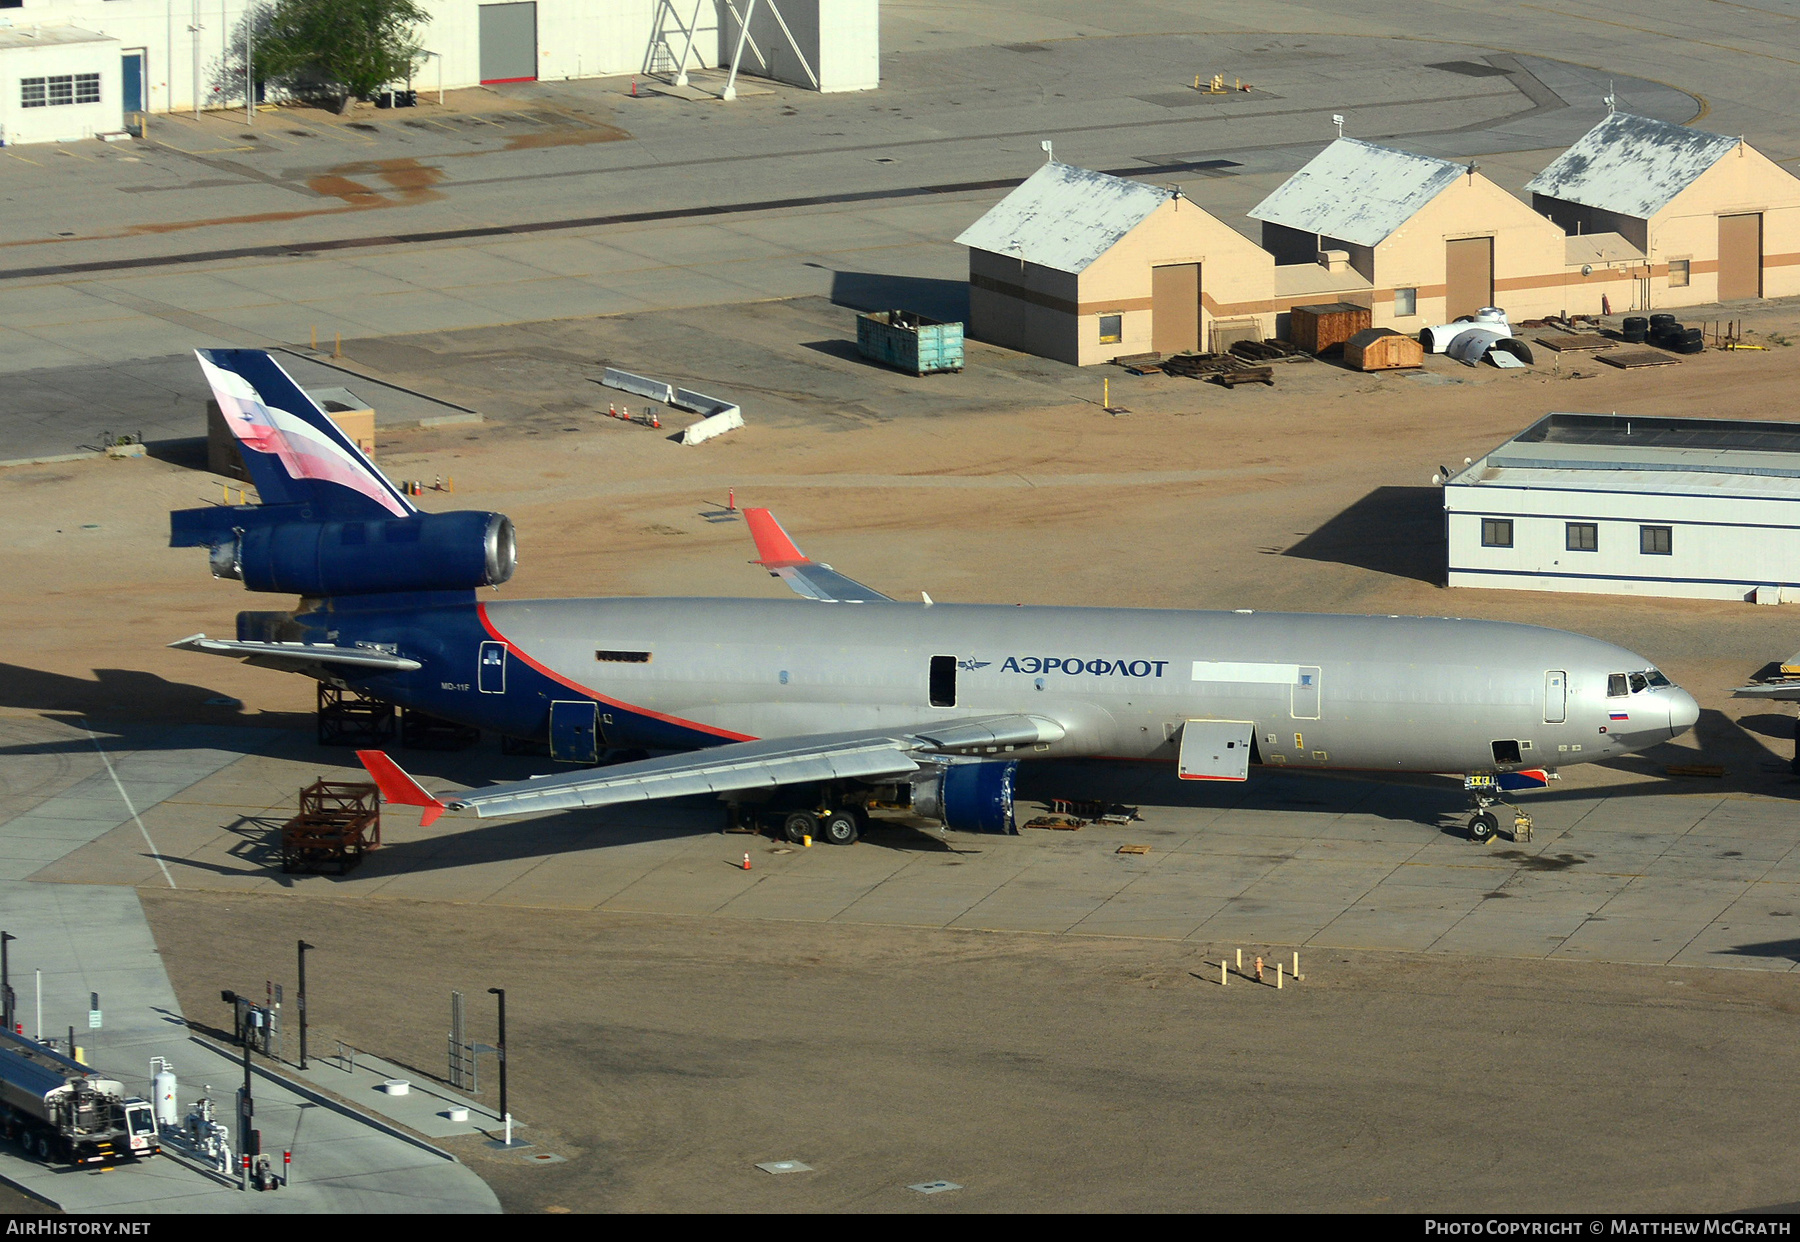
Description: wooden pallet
xmin=1213 ymin=366 xmax=1274 ymax=388
xmin=1535 ymin=332 xmax=1613 ymax=353
xmin=1597 ymin=348 xmax=1679 ymax=369
xmin=1111 ymin=351 xmax=1164 ymax=374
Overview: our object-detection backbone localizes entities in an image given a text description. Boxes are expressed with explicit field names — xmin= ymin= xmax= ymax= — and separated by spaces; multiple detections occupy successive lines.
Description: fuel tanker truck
xmin=0 ymin=1030 xmax=159 ymax=1165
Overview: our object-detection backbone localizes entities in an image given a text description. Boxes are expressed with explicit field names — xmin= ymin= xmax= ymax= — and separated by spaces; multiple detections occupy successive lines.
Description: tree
xmin=256 ymin=0 xmax=429 ymax=112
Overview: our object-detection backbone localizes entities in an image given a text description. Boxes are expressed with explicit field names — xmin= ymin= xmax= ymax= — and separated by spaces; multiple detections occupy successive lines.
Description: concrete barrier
xmin=681 ymin=406 xmax=745 ymax=445
xmin=603 ymin=367 xmax=676 ymax=404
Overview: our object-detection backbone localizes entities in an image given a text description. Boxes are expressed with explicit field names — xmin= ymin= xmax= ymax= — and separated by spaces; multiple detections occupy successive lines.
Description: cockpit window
xmin=1645 ymin=670 xmax=1671 ymax=688
xmin=1629 ymin=673 xmax=1649 ymax=694
xmin=1607 ymin=673 xmax=1629 ymax=698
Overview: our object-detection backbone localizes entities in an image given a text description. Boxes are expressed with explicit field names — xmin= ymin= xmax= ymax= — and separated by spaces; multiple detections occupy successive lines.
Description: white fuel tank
xmin=152 ymin=1065 xmax=178 ymax=1127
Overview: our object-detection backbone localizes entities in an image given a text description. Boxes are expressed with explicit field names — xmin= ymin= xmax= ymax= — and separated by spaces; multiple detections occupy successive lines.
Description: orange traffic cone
xmin=742 ymin=852 xmax=751 ymax=871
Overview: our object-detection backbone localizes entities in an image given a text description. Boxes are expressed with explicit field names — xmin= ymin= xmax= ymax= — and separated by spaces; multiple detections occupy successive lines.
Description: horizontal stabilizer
xmin=742 ymin=507 xmax=893 ymax=603
xmin=170 ymin=634 xmax=422 ymax=675
xmin=1733 ymin=682 xmax=1800 ymax=701
xmin=356 ymin=750 xmax=449 ymax=827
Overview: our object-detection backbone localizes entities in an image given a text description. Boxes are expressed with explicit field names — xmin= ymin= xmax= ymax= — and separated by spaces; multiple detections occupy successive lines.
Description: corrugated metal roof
xmin=1246 ymin=139 xmax=1465 ymax=248
xmin=1525 ymin=113 xmax=1740 ymax=219
xmin=954 ymin=162 xmax=1172 ymax=274
xmin=1563 ymin=232 xmax=1644 ymax=266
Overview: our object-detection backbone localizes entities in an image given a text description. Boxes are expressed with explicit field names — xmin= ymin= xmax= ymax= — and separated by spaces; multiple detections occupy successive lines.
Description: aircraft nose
xmin=1668 ymin=687 xmax=1700 ymax=738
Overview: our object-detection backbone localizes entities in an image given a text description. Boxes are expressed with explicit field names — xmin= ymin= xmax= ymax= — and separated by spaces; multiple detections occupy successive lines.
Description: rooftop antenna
xmin=1604 ymin=81 xmax=1616 ymax=114
xmin=1040 ymin=139 xmax=1054 ymax=164
xmin=1332 ymin=113 xmax=1345 ymax=138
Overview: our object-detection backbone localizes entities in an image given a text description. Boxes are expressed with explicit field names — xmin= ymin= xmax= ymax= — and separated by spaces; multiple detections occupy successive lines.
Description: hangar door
xmin=1718 ymin=213 xmax=1763 ymax=301
xmin=1152 ymin=263 xmax=1201 ymax=355
xmin=1445 ymin=237 xmax=1494 ymax=321
xmin=480 ymin=2 xmax=538 ymax=84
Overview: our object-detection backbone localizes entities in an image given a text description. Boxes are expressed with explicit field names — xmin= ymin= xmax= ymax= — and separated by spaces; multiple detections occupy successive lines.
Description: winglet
xmin=356 ymin=750 xmax=449 ymax=827
xmin=743 ymin=507 xmax=807 ymax=567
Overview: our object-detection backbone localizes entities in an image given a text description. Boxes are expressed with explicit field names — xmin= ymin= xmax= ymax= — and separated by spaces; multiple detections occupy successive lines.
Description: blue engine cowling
xmin=211 ymin=511 xmax=516 ymax=596
xmin=913 ymin=760 xmax=1018 ymax=834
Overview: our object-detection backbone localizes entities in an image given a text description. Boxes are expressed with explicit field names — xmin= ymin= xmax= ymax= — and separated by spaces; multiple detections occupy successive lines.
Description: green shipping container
xmin=855 ymin=310 xmax=965 ymax=376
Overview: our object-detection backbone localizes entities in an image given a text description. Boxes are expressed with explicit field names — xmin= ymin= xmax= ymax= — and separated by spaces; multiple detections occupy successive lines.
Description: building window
xmin=1668 ymin=259 xmax=1690 ymax=288
xmin=1566 ymin=522 xmax=1598 ymax=552
xmin=23 ymin=75 xmax=94 ymax=108
xmin=1098 ymin=314 xmax=1122 ymax=345
xmin=1640 ymin=525 xmax=1672 ymax=555
xmin=1394 ymin=287 xmax=1417 ymax=317
xmin=1481 ymin=518 xmax=1513 ymax=548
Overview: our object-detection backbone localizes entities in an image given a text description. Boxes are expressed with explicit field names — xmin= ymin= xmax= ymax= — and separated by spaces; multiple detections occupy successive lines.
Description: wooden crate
xmin=1344 ymin=327 xmax=1424 ymax=371
xmin=1289 ymin=302 xmax=1371 ymax=355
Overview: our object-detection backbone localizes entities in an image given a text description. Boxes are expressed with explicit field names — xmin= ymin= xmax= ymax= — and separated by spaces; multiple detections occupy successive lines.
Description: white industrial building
xmin=0 ymin=0 xmax=876 ymax=139
xmin=1446 ymin=413 xmax=1800 ymax=602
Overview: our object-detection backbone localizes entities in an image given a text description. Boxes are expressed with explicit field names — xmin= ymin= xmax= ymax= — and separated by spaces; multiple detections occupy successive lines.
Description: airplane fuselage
xmin=295 ymin=596 xmax=1697 ymax=777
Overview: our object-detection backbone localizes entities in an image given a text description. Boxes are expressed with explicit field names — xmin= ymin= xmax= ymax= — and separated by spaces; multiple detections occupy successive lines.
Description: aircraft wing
xmin=358 ymin=713 xmax=1067 ymax=824
xmin=170 ymin=634 xmax=423 ymax=675
xmin=1733 ymin=681 xmax=1800 ymax=700
xmin=743 ymin=508 xmax=894 ymax=603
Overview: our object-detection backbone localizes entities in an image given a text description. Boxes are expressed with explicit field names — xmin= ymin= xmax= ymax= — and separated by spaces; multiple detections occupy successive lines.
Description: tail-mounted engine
xmin=172 ymin=505 xmax=516 ymax=596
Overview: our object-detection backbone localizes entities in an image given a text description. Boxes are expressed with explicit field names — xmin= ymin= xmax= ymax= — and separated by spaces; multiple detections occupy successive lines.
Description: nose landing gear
xmin=1463 ymin=775 xmax=1533 ymax=844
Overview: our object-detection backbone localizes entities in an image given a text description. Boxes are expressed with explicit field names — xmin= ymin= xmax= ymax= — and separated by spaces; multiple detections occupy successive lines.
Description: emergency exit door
xmin=477 ymin=640 xmax=506 ymax=693
xmin=1544 ymin=670 xmax=1567 ymax=724
xmin=549 ymin=700 xmax=599 ymax=763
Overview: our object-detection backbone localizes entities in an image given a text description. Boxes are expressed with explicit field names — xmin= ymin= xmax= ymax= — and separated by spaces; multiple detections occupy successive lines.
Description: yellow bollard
xmin=334 ymin=331 xmax=341 ymax=358
xmin=1293 ymin=951 xmax=1300 ymax=979
xmin=1235 ymin=948 xmax=1242 ymax=970
xmin=221 ymin=482 xmax=229 ymax=504
xmin=802 ymin=834 xmax=812 ymax=848
xmin=1103 ymin=377 xmax=1110 ymax=409
xmin=310 ymin=324 xmax=317 ymax=351
xmin=1220 ymin=959 xmax=1227 ymax=986
xmin=1277 ymin=961 xmax=1283 ymax=990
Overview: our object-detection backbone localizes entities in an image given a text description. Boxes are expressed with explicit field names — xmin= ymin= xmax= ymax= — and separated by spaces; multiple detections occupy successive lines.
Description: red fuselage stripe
xmin=475 ymin=602 xmax=757 ymax=742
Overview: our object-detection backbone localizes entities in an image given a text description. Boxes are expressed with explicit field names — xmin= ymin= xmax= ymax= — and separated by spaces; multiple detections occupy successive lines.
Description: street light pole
xmin=297 ymin=941 xmax=313 ymax=1070
xmin=487 ymin=987 xmax=508 ymax=1145
xmin=1 ymin=932 xmax=15 ymax=1036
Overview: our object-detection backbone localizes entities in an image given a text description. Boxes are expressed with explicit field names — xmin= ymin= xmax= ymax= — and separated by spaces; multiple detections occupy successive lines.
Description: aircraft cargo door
xmin=549 ymin=700 xmax=599 ymax=763
xmin=1178 ymin=720 xmax=1255 ymax=781
xmin=479 ymin=2 xmax=538 ymax=84
xmin=1544 ymin=670 xmax=1567 ymax=724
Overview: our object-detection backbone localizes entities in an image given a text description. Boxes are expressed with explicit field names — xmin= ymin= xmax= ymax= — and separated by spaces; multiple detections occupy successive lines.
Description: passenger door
xmin=1291 ymin=666 xmax=1321 ymax=720
xmin=1543 ymin=670 xmax=1567 ymax=724
xmin=1178 ymin=720 xmax=1255 ymax=781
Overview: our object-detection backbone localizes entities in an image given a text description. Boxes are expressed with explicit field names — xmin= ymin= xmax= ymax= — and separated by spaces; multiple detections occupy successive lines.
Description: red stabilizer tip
xmin=356 ymin=750 xmax=448 ymax=826
xmin=743 ymin=508 xmax=807 ymax=566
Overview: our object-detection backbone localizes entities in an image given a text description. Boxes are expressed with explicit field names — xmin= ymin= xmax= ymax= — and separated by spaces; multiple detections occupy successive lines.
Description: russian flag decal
xmin=1609 ymin=712 xmax=1630 ymax=721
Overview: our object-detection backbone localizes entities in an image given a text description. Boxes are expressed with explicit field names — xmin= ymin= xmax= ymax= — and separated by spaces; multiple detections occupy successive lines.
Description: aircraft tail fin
xmin=197 ymin=348 xmax=414 ymax=521
xmin=356 ymin=750 xmax=449 ymax=826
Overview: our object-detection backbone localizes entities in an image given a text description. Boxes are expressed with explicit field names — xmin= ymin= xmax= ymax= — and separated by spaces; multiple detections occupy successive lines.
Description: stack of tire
xmin=1648 ymin=313 xmax=1705 ymax=355
xmin=1621 ymin=316 xmax=1649 ymax=343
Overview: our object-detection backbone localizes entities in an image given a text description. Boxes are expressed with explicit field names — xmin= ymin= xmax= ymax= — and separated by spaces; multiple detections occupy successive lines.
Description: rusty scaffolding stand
xmin=316 ymin=684 xmax=397 ymax=747
xmin=280 ymin=780 xmax=382 ymax=875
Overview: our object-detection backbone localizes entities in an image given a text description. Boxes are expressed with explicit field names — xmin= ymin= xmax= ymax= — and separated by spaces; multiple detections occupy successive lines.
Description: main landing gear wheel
xmin=1469 ymin=811 xmax=1499 ymax=843
xmin=782 ymin=811 xmax=817 ymax=844
xmin=821 ymin=809 xmax=861 ymax=846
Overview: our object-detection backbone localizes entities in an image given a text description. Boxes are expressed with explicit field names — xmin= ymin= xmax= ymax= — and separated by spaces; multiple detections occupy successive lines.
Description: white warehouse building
xmin=0 ymin=0 xmax=876 ymax=138
xmin=1446 ymin=413 xmax=1800 ymax=603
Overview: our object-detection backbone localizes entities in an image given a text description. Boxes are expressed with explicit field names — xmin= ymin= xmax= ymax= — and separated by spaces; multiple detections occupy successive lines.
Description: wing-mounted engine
xmin=907 ymin=759 xmax=1020 ymax=835
xmin=173 ymin=507 xmax=516 ymax=596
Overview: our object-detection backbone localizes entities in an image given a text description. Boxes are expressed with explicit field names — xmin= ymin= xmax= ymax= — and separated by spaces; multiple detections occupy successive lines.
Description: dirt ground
xmin=139 ymin=889 xmax=1800 ymax=1213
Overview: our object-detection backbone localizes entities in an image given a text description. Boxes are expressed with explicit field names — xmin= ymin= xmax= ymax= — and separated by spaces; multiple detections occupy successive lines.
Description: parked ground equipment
xmin=0 ymin=1030 xmax=158 ymax=1165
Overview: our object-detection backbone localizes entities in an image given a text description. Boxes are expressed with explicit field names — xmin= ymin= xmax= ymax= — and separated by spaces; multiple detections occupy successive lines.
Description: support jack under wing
xmin=359 ymin=713 xmax=1067 ymax=825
